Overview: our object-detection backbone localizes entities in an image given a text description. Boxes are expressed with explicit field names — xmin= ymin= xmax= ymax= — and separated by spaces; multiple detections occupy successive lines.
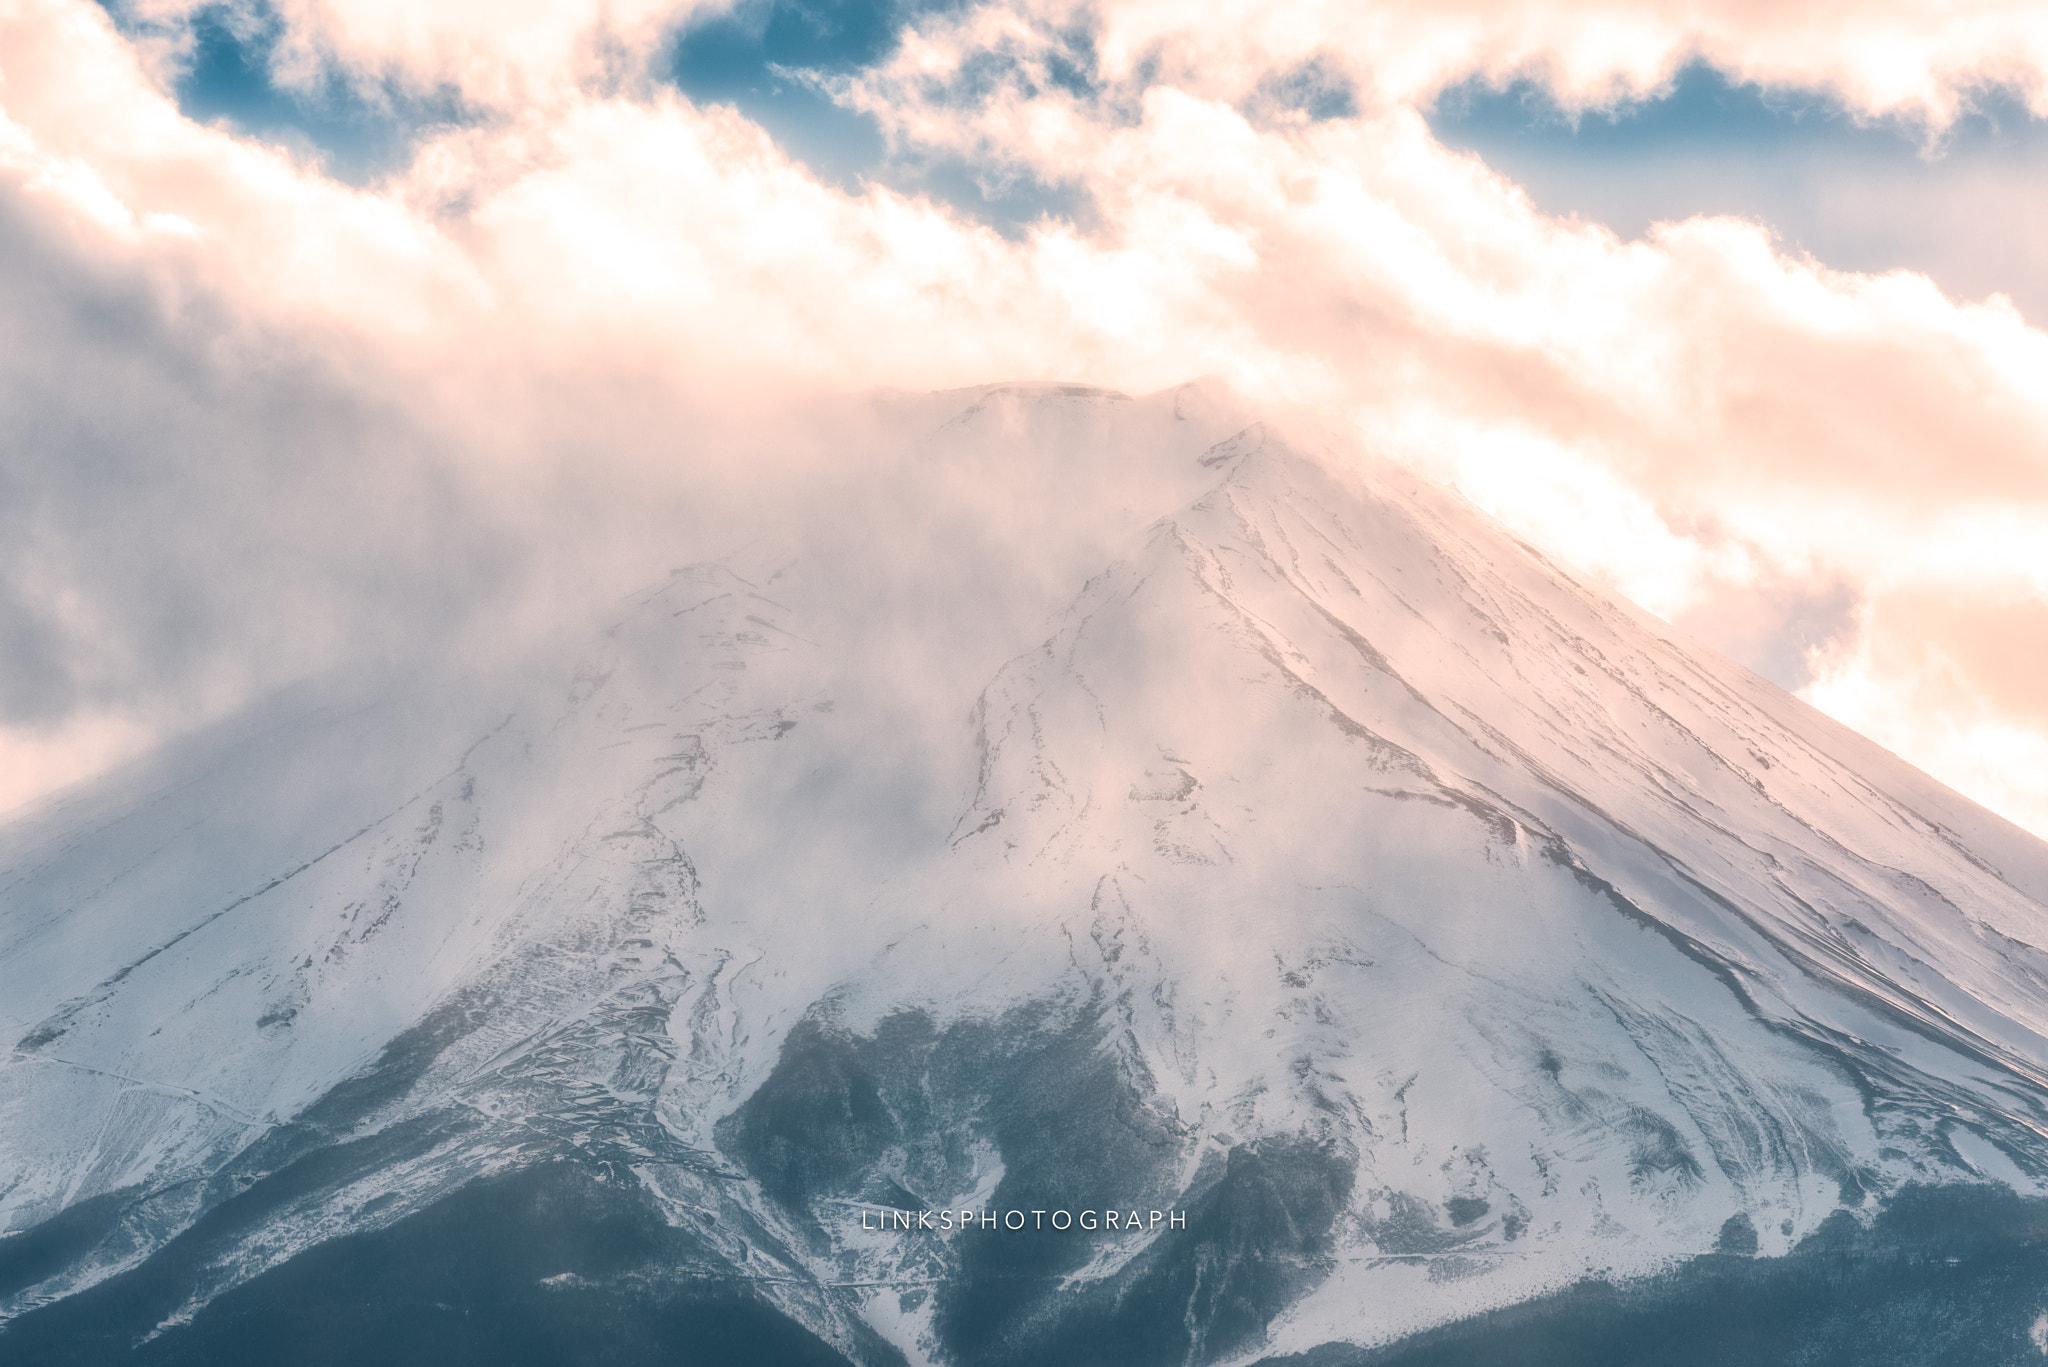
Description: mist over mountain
xmin=6 ymin=385 xmax=2048 ymax=1366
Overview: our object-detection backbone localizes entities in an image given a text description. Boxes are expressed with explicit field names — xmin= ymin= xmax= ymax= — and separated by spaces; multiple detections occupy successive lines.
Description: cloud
xmin=5 ymin=0 xmax=2048 ymax=835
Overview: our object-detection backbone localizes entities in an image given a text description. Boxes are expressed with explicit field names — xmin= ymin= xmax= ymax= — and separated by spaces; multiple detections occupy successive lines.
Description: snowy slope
xmin=6 ymin=384 xmax=2048 ymax=1364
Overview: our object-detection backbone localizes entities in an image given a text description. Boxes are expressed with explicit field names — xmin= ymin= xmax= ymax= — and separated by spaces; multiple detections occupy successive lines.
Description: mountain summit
xmin=7 ymin=386 xmax=2048 ymax=1365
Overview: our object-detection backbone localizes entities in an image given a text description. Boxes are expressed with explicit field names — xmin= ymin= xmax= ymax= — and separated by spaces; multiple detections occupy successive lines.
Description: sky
xmin=3 ymin=0 xmax=2048 ymax=838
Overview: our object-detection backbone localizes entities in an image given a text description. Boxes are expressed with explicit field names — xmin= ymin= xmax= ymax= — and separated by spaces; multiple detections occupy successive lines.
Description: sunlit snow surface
xmin=7 ymin=385 xmax=2048 ymax=1364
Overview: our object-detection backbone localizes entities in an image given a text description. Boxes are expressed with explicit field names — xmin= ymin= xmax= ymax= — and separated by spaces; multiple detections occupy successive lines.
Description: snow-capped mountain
xmin=7 ymin=384 xmax=2048 ymax=1365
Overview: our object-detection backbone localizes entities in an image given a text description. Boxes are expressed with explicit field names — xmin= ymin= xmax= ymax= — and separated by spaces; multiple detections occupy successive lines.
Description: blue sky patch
xmin=104 ymin=1 xmax=469 ymax=184
xmin=1251 ymin=57 xmax=1359 ymax=124
xmin=1431 ymin=63 xmax=2048 ymax=321
xmin=667 ymin=0 xmax=1094 ymax=235
xmin=668 ymin=1 xmax=900 ymax=190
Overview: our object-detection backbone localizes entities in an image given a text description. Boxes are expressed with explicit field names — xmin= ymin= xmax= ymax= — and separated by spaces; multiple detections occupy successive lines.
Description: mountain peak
xmin=7 ymin=388 xmax=2048 ymax=1364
